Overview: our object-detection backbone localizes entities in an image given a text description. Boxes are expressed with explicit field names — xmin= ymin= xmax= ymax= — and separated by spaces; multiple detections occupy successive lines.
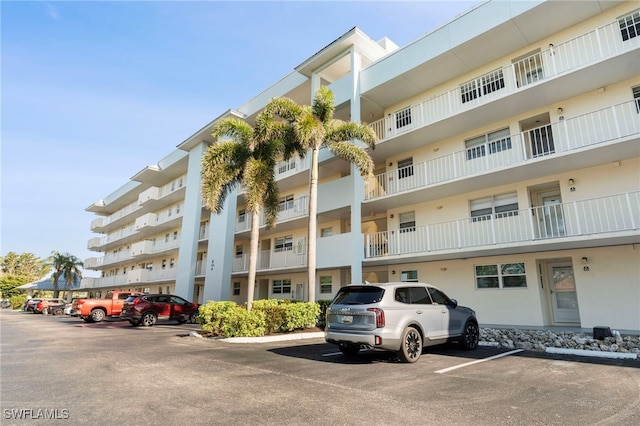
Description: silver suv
xmin=325 ymin=282 xmax=479 ymax=363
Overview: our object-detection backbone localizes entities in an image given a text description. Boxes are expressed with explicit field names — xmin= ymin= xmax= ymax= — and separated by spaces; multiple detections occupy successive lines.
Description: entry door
xmin=548 ymin=263 xmax=580 ymax=324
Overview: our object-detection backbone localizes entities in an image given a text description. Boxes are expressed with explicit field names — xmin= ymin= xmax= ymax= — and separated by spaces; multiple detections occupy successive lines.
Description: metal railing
xmin=232 ymin=248 xmax=307 ymax=272
xmin=235 ymin=195 xmax=309 ymax=232
xmin=367 ymin=17 xmax=639 ymax=141
xmin=365 ymin=191 xmax=639 ymax=258
xmin=365 ymin=100 xmax=640 ymax=199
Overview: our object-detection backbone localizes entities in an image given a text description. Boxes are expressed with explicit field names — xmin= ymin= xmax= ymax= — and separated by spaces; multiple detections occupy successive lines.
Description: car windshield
xmin=332 ymin=286 xmax=385 ymax=305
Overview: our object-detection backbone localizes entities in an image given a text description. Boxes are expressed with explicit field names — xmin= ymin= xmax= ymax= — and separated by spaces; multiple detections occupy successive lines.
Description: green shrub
xmin=198 ymin=299 xmax=321 ymax=338
xmin=10 ymin=294 xmax=26 ymax=310
xmin=198 ymin=301 xmax=266 ymax=337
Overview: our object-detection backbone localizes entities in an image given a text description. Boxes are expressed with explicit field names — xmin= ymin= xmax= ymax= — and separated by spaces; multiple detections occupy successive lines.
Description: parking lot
xmin=1 ymin=309 xmax=638 ymax=425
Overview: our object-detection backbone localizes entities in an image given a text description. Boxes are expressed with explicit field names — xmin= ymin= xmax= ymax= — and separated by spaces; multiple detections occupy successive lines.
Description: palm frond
xmin=312 ymin=86 xmax=335 ymax=124
xmin=328 ymin=141 xmax=375 ymax=176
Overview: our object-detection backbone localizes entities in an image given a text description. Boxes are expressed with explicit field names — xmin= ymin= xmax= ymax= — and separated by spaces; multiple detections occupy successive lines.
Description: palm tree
xmin=49 ymin=251 xmax=83 ymax=298
xmin=201 ymin=114 xmax=288 ymax=311
xmin=263 ymin=86 xmax=376 ymax=303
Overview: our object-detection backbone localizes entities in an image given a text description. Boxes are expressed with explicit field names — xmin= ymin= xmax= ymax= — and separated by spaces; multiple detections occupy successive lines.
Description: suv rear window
xmin=332 ymin=286 xmax=385 ymax=305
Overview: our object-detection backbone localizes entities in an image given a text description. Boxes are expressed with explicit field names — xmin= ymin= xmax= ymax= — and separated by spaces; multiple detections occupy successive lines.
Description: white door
xmin=548 ymin=263 xmax=580 ymax=324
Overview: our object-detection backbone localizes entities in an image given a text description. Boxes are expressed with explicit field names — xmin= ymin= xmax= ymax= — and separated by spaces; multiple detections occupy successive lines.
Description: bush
xmin=10 ymin=295 xmax=26 ymax=310
xmin=198 ymin=299 xmax=321 ymax=337
xmin=198 ymin=301 xmax=266 ymax=337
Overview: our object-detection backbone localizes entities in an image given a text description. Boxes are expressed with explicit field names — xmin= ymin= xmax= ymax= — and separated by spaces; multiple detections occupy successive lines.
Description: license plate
xmin=340 ymin=315 xmax=353 ymax=324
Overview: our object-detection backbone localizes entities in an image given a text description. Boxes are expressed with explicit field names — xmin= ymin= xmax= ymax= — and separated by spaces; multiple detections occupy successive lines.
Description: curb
xmin=545 ymin=347 xmax=637 ymax=359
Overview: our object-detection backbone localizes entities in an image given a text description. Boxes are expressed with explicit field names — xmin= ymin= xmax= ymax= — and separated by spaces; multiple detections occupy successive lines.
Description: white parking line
xmin=435 ymin=349 xmax=523 ymax=373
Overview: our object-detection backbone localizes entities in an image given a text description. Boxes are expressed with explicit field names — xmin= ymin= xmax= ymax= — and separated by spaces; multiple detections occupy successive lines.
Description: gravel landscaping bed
xmin=480 ymin=328 xmax=640 ymax=355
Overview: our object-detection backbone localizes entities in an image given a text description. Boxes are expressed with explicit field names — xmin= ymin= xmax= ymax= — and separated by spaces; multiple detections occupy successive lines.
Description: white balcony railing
xmin=368 ymin=17 xmax=639 ymax=141
xmin=232 ymin=248 xmax=307 ymax=272
xmin=235 ymin=195 xmax=309 ymax=232
xmin=91 ymin=200 xmax=141 ymax=230
xmin=365 ymin=100 xmax=640 ymax=200
xmin=365 ymin=191 xmax=640 ymax=258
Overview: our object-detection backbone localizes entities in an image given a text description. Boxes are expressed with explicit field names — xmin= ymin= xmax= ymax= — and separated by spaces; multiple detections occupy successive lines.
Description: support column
xmin=349 ymin=48 xmax=364 ymax=285
xmin=175 ymin=142 xmax=206 ymax=301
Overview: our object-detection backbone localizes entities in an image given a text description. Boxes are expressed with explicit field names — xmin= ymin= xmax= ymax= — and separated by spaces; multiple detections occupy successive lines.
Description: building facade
xmin=83 ymin=0 xmax=640 ymax=332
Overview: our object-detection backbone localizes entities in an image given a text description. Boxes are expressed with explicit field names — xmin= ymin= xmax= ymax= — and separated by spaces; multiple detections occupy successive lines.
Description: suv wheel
xmin=339 ymin=344 xmax=360 ymax=357
xmin=398 ymin=327 xmax=422 ymax=363
xmin=461 ymin=320 xmax=479 ymax=350
xmin=189 ymin=310 xmax=199 ymax=324
xmin=141 ymin=312 xmax=157 ymax=327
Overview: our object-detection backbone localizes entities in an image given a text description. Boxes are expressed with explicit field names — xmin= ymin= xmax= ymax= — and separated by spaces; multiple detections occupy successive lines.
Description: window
xmin=167 ymin=207 xmax=172 ymax=217
xmin=619 ymin=10 xmax=640 ymax=41
xmin=273 ymin=279 xmax=291 ymax=294
xmin=274 ymin=235 xmax=293 ymax=252
xmin=278 ymin=194 xmax=294 ymax=212
xmin=401 ymin=270 xmax=418 ymax=282
xmin=235 ymin=245 xmax=243 ymax=256
xmin=176 ymin=204 xmax=181 ymax=214
xmin=320 ymin=227 xmax=333 ymax=237
xmin=173 ymin=231 xmax=178 ymax=240
xmin=471 ymin=192 xmax=518 ymax=221
xmin=475 ymin=263 xmax=527 ymax=289
xmin=409 ymin=287 xmax=431 ymax=304
xmin=397 ymin=157 xmax=413 ymax=179
xmin=320 ymin=276 xmax=332 ymax=294
xmin=633 ymin=86 xmax=640 ymax=113
xmin=427 ymin=287 xmax=454 ymax=304
xmin=238 ymin=210 xmax=246 ymax=223
xmin=466 ymin=128 xmax=512 ymax=160
xmin=161 ymin=259 xmax=166 ymax=269
xmin=170 ymin=258 xmax=175 ymax=268
xmin=395 ymin=107 xmax=412 ymax=130
xmin=233 ymin=282 xmax=241 ymax=296
xmin=399 ymin=212 xmax=416 ymax=233
xmin=164 ymin=233 xmax=169 ymax=243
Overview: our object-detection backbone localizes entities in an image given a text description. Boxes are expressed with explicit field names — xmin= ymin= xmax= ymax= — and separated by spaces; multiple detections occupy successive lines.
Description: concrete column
xmin=174 ymin=142 xmax=206 ymax=301
xmin=349 ymin=48 xmax=364 ymax=285
xmin=202 ymin=189 xmax=237 ymax=302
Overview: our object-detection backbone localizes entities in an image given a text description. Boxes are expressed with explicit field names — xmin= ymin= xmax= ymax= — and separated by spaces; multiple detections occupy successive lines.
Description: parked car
xmin=120 ymin=294 xmax=200 ymax=327
xmin=23 ymin=298 xmax=43 ymax=312
xmin=46 ymin=302 xmax=68 ymax=316
xmin=324 ymin=282 xmax=479 ymax=363
xmin=33 ymin=298 xmax=67 ymax=314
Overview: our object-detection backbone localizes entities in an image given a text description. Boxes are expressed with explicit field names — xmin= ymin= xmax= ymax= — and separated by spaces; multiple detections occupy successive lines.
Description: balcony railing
xmin=91 ymin=200 xmax=141 ymax=231
xmin=365 ymin=191 xmax=639 ymax=258
xmin=232 ymin=248 xmax=307 ymax=272
xmin=235 ymin=195 xmax=309 ymax=233
xmin=368 ymin=17 xmax=639 ymax=141
xmin=365 ymin=100 xmax=640 ymax=200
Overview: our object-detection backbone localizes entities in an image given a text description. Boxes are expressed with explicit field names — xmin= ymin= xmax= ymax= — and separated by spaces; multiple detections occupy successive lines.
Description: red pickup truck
xmin=74 ymin=290 xmax=143 ymax=323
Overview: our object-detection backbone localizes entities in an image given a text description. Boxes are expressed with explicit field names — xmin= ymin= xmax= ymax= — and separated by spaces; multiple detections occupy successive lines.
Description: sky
xmin=1 ymin=0 xmax=479 ymax=275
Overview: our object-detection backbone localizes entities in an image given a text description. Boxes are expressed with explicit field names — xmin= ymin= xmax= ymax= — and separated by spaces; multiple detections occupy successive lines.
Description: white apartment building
xmin=83 ymin=0 xmax=640 ymax=332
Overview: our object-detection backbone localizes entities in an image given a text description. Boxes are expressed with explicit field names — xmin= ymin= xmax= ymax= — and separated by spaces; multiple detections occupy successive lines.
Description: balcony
xmin=126 ymin=267 xmax=177 ymax=285
xmin=130 ymin=238 xmax=181 ymax=258
xmin=367 ymin=17 xmax=639 ymax=144
xmin=235 ymin=195 xmax=309 ymax=233
xmin=84 ymin=249 xmax=133 ymax=270
xmin=365 ymin=100 xmax=640 ymax=201
xmin=365 ymin=191 xmax=640 ymax=261
xmin=134 ymin=208 xmax=184 ymax=234
xmin=137 ymin=174 xmax=186 ymax=211
xmin=87 ymin=225 xmax=138 ymax=251
xmin=90 ymin=200 xmax=141 ymax=233
xmin=232 ymin=248 xmax=307 ymax=273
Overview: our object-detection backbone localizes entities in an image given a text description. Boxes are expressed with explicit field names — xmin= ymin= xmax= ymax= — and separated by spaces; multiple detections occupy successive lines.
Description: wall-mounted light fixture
xmin=569 ymin=178 xmax=576 ymax=192
xmin=568 ymin=178 xmax=575 ymax=185
xmin=436 ymin=206 xmax=443 ymax=210
xmin=389 ymin=162 xmax=393 ymax=167
xmin=557 ymin=107 xmax=563 ymax=114
xmin=391 ymin=270 xmax=396 ymax=275
xmin=581 ymin=257 xmax=588 ymax=264
xmin=440 ymin=267 xmax=447 ymax=272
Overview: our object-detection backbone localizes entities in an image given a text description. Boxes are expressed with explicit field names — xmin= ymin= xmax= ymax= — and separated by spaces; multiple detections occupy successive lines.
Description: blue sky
xmin=2 ymin=0 xmax=478 ymax=274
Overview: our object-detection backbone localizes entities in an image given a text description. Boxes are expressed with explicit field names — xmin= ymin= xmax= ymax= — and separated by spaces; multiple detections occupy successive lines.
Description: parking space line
xmin=435 ymin=349 xmax=523 ymax=373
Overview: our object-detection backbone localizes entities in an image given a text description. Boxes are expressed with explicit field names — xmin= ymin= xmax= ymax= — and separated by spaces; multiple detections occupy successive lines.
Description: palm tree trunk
xmin=246 ymin=209 xmax=260 ymax=311
xmin=307 ymin=147 xmax=319 ymax=303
